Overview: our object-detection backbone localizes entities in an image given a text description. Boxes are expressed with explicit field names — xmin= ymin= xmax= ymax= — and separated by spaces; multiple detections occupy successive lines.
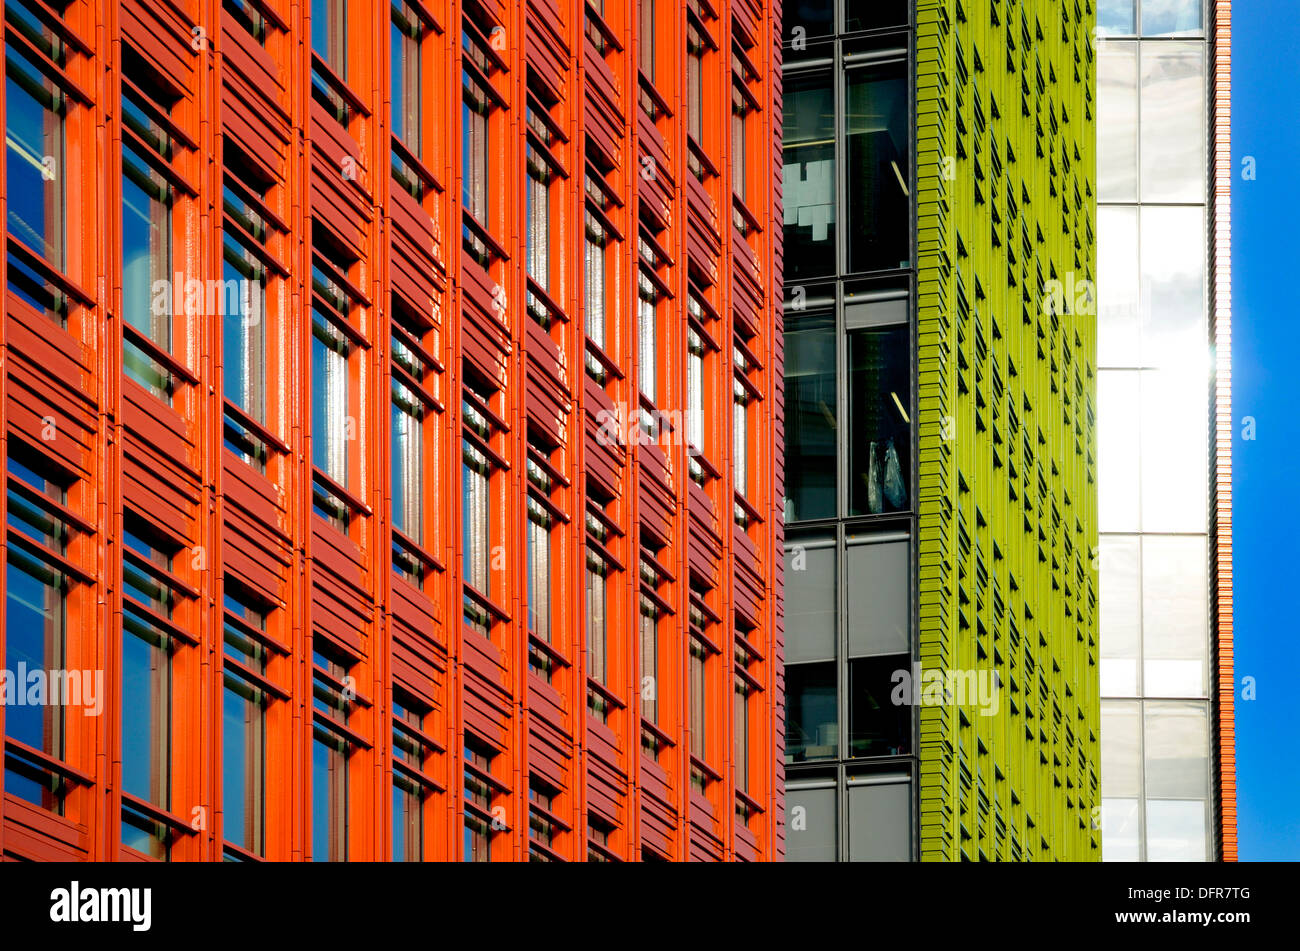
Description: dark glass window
xmin=845 ymin=60 xmax=909 ymax=273
xmin=786 ymin=662 xmax=837 ymax=762
xmin=848 ymin=322 xmax=910 ymax=515
xmin=847 ymin=654 xmax=910 ymax=757
xmin=783 ymin=308 xmax=837 ymax=521
xmin=844 ymin=0 xmax=908 ymax=32
xmin=782 ymin=71 xmax=835 ymax=282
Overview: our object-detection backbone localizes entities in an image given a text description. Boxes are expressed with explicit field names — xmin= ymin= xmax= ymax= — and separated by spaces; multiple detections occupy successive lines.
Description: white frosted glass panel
xmin=1102 ymin=700 xmax=1143 ymax=798
xmin=1098 ymin=206 xmax=1141 ymax=369
xmin=1146 ymin=799 xmax=1208 ymax=861
xmin=1142 ymin=536 xmax=1208 ymax=698
xmin=1144 ymin=701 xmax=1209 ymax=799
xmin=1098 ymin=371 xmax=1141 ymax=532
xmin=1139 ymin=42 xmax=1205 ymax=202
xmin=1100 ymin=536 xmax=1141 ymax=696
xmin=1102 ymin=798 xmax=1142 ymax=861
xmin=1140 ymin=369 xmax=1208 ymax=533
xmin=1140 ymin=205 xmax=1206 ymax=369
xmin=1099 ymin=42 xmax=1139 ymax=202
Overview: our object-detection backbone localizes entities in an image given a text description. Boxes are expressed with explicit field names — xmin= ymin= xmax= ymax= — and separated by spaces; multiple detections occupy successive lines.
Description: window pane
xmin=1097 ymin=205 xmax=1140 ymax=368
xmin=782 ymin=71 xmax=835 ymax=282
xmin=845 ymin=61 xmax=910 ymax=272
xmin=1097 ymin=370 xmax=1140 ymax=532
xmin=1139 ymin=42 xmax=1204 ymax=202
xmin=1101 ymin=700 xmax=1142 ymax=798
xmin=1097 ymin=0 xmax=1136 ymax=35
xmin=848 ymin=780 xmax=910 ymax=861
xmin=1142 ymin=536 xmax=1208 ymax=698
xmin=312 ymin=315 xmax=350 ymax=483
xmin=1141 ymin=0 xmax=1202 ymax=36
xmin=844 ymin=0 xmax=908 ymax=31
xmin=5 ymin=45 xmax=65 ymax=267
xmin=121 ymin=626 xmax=171 ymax=807
xmin=1143 ymin=701 xmax=1208 ymax=798
xmin=1099 ymin=536 xmax=1140 ymax=696
xmin=785 ymin=785 xmax=836 ymax=861
xmin=1139 ymin=369 xmax=1207 ymax=533
xmin=846 ymin=539 xmax=908 ymax=657
xmin=312 ymin=0 xmax=347 ymax=75
xmin=785 ymin=661 xmax=837 ymax=762
xmin=787 ymin=0 xmax=833 ymax=39
xmin=4 ymin=552 xmax=64 ymax=755
xmin=1102 ymin=798 xmax=1142 ymax=861
xmin=223 ymin=680 xmax=264 ymax=853
xmin=223 ymin=240 xmax=266 ymax=418
xmin=847 ymin=654 xmax=910 ymax=757
xmin=1097 ymin=42 xmax=1139 ymax=202
xmin=848 ymin=324 xmax=910 ymax=515
xmin=783 ymin=308 xmax=837 ymax=521
xmin=1140 ymin=205 xmax=1205 ymax=369
xmin=312 ymin=732 xmax=348 ymax=861
xmin=1146 ymin=799 xmax=1207 ymax=861
xmin=783 ymin=542 xmax=835 ymax=663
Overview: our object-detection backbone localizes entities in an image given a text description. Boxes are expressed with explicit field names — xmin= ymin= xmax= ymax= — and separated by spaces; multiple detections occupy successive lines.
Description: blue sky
xmin=1231 ymin=0 xmax=1300 ymax=861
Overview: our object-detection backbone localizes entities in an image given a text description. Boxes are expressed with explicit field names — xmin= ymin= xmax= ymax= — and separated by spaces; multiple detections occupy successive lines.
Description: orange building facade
xmin=0 ymin=0 xmax=785 ymax=861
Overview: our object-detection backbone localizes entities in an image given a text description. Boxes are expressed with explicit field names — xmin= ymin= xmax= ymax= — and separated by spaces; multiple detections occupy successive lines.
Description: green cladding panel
xmin=914 ymin=0 xmax=1099 ymax=860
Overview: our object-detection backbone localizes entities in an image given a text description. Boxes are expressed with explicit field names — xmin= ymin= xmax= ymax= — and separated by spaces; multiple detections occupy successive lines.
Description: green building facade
xmin=782 ymin=0 xmax=1098 ymax=861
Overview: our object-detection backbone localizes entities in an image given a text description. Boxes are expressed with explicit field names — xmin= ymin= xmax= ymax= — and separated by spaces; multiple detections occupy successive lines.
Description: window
xmin=1101 ymin=700 xmax=1142 ymax=860
xmin=583 ymin=209 xmax=610 ymax=382
xmin=460 ymin=379 xmax=500 ymax=636
xmin=585 ymin=547 xmax=608 ymax=687
xmin=1098 ymin=41 xmax=1138 ymax=202
xmin=784 ymin=540 xmax=836 ymax=762
xmin=5 ymin=3 xmax=66 ymax=271
xmin=311 ymin=233 xmax=361 ymax=529
xmin=222 ymin=148 xmax=274 ymax=469
xmin=525 ymin=439 xmax=559 ymax=679
xmin=845 ymin=59 xmax=910 ymax=272
xmin=121 ymin=67 xmax=180 ymax=401
xmin=121 ymin=516 xmax=181 ymax=858
xmin=311 ymin=0 xmax=350 ymax=121
xmin=639 ymin=0 xmax=655 ymax=82
xmin=587 ymin=813 xmax=615 ymax=861
xmin=689 ymin=636 xmax=707 ymax=774
xmin=463 ymin=740 xmax=498 ymax=861
xmin=1098 ymin=0 xmax=1136 ymax=35
xmin=637 ymin=272 xmax=657 ymax=404
xmin=731 ymin=82 xmax=748 ymax=202
xmin=786 ymin=784 xmax=836 ymax=862
xmin=1139 ymin=43 xmax=1204 ymax=203
xmin=733 ymin=378 xmax=749 ymax=499
xmin=461 ymin=17 xmax=500 ymax=254
xmin=686 ymin=23 xmax=704 ymax=144
xmin=527 ymin=777 xmax=561 ymax=861
xmin=225 ymin=0 xmax=269 ymax=44
xmin=3 ymin=447 xmax=71 ymax=813
xmin=734 ymin=676 xmax=749 ymax=794
xmin=846 ymin=538 xmax=910 ymax=758
xmin=847 ymin=319 xmax=910 ymax=516
xmin=782 ymin=71 xmax=834 ymax=282
xmin=639 ymin=597 xmax=658 ymax=724
xmin=783 ymin=307 xmax=836 ymax=521
xmin=1141 ymin=0 xmax=1202 ymax=37
xmin=390 ymin=297 xmax=438 ymax=581
xmin=687 ymin=327 xmax=705 ymax=459
xmin=1143 ymin=701 xmax=1210 ymax=861
xmin=391 ymin=1 xmax=423 ymax=154
xmin=311 ymin=645 xmax=355 ymax=861
xmin=392 ymin=693 xmax=433 ymax=862
xmin=223 ymin=585 xmax=272 ymax=858
xmin=845 ymin=0 xmax=908 ymax=31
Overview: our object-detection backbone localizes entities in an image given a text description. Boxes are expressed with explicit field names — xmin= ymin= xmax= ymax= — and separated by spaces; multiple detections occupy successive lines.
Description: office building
xmin=781 ymin=0 xmax=1101 ymax=860
xmin=0 ymin=0 xmax=784 ymax=861
xmin=1095 ymin=0 xmax=1236 ymax=862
